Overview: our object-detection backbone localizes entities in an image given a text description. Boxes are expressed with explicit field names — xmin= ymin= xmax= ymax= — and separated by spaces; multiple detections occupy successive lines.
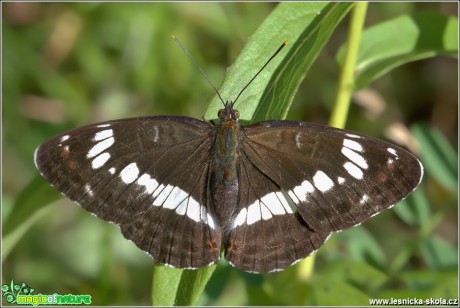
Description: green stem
xmin=329 ymin=2 xmax=368 ymax=129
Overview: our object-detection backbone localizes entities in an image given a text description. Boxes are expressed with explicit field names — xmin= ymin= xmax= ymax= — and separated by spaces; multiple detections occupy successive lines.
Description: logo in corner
xmin=2 ymin=280 xmax=92 ymax=306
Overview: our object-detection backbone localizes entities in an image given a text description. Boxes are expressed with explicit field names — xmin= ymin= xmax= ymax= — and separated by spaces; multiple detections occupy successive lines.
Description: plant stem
xmin=329 ymin=2 xmax=368 ymax=129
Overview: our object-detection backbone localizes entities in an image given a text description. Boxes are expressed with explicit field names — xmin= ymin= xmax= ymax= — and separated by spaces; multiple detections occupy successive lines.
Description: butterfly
xmin=34 ymin=40 xmax=423 ymax=273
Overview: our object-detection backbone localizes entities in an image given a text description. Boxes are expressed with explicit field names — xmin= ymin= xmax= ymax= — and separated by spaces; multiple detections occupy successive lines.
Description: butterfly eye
xmin=232 ymin=110 xmax=240 ymax=120
xmin=218 ymin=109 xmax=225 ymax=119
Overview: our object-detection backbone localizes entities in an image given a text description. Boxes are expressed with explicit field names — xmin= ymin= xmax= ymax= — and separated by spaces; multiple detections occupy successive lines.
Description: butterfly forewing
xmin=238 ymin=121 xmax=423 ymax=233
xmin=34 ymin=116 xmax=221 ymax=269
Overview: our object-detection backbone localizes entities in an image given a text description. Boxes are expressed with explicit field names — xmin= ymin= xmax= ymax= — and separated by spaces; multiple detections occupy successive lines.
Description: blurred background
xmin=2 ymin=2 xmax=458 ymax=306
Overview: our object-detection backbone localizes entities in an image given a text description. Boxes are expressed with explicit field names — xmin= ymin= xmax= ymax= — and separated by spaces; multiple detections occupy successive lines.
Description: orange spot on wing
xmin=68 ymin=160 xmax=77 ymax=170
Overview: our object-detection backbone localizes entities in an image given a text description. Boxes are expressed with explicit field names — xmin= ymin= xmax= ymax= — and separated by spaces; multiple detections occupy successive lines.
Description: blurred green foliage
xmin=2 ymin=2 xmax=458 ymax=306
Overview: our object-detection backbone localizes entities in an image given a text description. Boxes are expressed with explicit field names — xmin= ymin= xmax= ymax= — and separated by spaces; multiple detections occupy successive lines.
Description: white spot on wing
xmin=153 ymin=126 xmax=159 ymax=142
xmin=343 ymin=162 xmax=364 ymax=179
xmin=233 ymin=208 xmax=247 ymax=228
xmin=169 ymin=194 xmax=217 ymax=229
xmin=247 ymin=201 xmax=262 ymax=225
xmin=292 ymin=180 xmax=315 ymax=202
xmin=359 ymin=194 xmax=369 ymax=205
xmin=153 ymin=184 xmax=173 ymax=205
xmin=295 ymin=132 xmax=302 ymax=149
xmin=231 ymin=191 xmax=299 ymax=229
xmin=151 ymin=184 xmax=214 ymax=227
xmin=97 ymin=123 xmax=111 ymax=128
xmin=186 ymin=198 xmax=201 ymax=222
xmin=152 ymin=184 xmax=165 ymax=198
xmin=60 ymin=135 xmax=70 ymax=143
xmin=287 ymin=190 xmax=300 ymax=204
xmin=163 ymin=186 xmax=188 ymax=210
xmin=341 ymin=147 xmax=368 ymax=169
xmin=346 ymin=133 xmax=361 ymax=139
xmin=261 ymin=192 xmax=285 ymax=215
xmin=175 ymin=199 xmax=187 ymax=215
xmin=338 ymin=177 xmax=345 ymax=184
xmin=343 ymin=138 xmax=363 ymax=152
xmin=87 ymin=137 xmax=114 ymax=158
xmin=120 ymin=162 xmax=139 ymax=184
xmin=387 ymin=147 xmax=399 ymax=158
xmin=206 ymin=213 xmax=217 ymax=230
xmin=260 ymin=203 xmax=273 ymax=220
xmin=276 ymin=191 xmax=294 ymax=213
xmin=84 ymin=184 xmax=94 ymax=197
xmin=313 ymin=171 xmax=334 ymax=192
xmin=136 ymin=174 xmax=159 ymax=195
xmin=94 ymin=129 xmax=113 ymax=141
xmin=201 ymin=206 xmax=217 ymax=229
xmin=92 ymin=152 xmax=111 ymax=169
xmin=109 ymin=167 xmax=116 ymax=175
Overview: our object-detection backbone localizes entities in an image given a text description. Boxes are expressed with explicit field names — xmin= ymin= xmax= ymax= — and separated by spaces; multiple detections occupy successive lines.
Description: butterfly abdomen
xmin=211 ymin=115 xmax=241 ymax=229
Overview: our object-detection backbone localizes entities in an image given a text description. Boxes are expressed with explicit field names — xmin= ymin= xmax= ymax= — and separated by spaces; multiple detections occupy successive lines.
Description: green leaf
xmin=412 ymin=123 xmax=458 ymax=191
xmin=431 ymin=270 xmax=459 ymax=299
xmin=2 ymin=205 xmax=53 ymax=261
xmin=319 ymin=260 xmax=388 ymax=292
xmin=151 ymin=265 xmax=184 ymax=306
xmin=3 ymin=174 xmax=60 ymax=237
xmin=311 ymin=278 xmax=370 ymax=305
xmin=151 ymin=263 xmax=217 ymax=306
xmin=419 ymin=234 xmax=458 ymax=270
xmin=382 ymin=269 xmax=458 ymax=300
xmin=336 ymin=12 xmax=459 ymax=89
xmin=400 ymin=269 xmax=458 ymax=292
xmin=393 ymin=188 xmax=430 ymax=226
xmin=333 ymin=227 xmax=386 ymax=268
xmin=204 ymin=2 xmax=355 ymax=122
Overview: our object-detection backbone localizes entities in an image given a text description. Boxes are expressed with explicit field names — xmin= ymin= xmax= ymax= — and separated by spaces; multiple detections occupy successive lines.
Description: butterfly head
xmin=218 ymin=101 xmax=240 ymax=123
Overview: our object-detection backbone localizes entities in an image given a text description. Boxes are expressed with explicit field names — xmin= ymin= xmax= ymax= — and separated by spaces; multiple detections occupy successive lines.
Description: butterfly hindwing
xmin=34 ymin=116 xmax=221 ymax=268
xmin=224 ymin=149 xmax=331 ymax=273
xmin=119 ymin=150 xmax=221 ymax=268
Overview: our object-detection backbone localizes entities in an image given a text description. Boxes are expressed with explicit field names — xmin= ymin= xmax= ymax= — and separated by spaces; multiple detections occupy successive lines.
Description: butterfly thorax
xmin=211 ymin=103 xmax=240 ymax=229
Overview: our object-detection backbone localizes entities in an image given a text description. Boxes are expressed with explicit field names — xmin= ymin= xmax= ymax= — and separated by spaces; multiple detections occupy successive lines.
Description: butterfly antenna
xmin=232 ymin=40 xmax=288 ymax=106
xmin=172 ymin=35 xmax=226 ymax=106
